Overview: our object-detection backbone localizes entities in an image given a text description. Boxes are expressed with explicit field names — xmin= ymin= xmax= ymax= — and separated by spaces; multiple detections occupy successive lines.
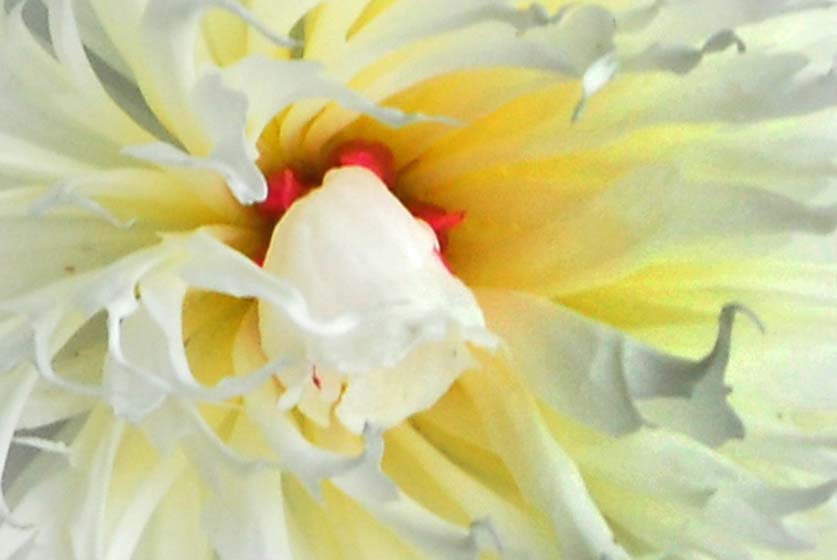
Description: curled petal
xmin=478 ymin=289 xmax=760 ymax=446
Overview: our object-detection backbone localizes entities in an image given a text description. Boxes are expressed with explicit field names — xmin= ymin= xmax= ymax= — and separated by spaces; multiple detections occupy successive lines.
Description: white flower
xmin=1 ymin=1 xmax=836 ymax=559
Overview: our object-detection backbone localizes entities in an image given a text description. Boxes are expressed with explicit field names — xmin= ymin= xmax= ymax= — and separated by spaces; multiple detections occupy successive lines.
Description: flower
xmin=1 ymin=0 xmax=837 ymax=558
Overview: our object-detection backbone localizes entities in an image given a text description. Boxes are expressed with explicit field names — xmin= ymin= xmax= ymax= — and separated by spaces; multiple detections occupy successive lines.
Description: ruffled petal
xmin=478 ymin=289 xmax=755 ymax=446
xmin=579 ymin=429 xmax=837 ymax=557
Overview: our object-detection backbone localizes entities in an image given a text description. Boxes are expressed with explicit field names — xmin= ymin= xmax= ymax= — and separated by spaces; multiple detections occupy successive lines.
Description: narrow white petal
xmin=460 ymin=361 xmax=630 ymax=560
xmin=102 ymin=456 xmax=183 ymax=560
xmin=0 ymin=367 xmax=38 ymax=529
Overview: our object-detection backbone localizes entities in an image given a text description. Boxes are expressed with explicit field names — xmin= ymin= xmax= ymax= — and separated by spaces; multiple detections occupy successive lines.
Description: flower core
xmin=257 ymin=165 xmax=492 ymax=432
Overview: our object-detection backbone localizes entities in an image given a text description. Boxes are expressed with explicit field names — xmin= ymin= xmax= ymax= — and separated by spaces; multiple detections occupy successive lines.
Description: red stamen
xmin=258 ymin=168 xmax=309 ymax=219
xmin=329 ymin=140 xmax=396 ymax=187
xmin=407 ymin=201 xmax=466 ymax=251
xmin=312 ymin=365 xmax=322 ymax=390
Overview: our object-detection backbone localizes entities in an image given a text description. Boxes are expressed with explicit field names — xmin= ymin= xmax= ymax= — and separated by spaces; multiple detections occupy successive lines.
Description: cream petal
xmin=332 ymin=443 xmax=499 ymax=560
xmin=317 ymin=482 xmax=426 ymax=560
xmin=131 ymin=468 xmax=213 ymax=560
xmin=0 ymin=6 xmax=137 ymax=176
xmin=0 ymin=366 xmax=37 ymax=529
xmin=244 ymin=385 xmax=377 ymax=495
xmin=580 ymin=429 xmax=837 ymax=556
xmin=203 ymin=470 xmax=294 ymax=560
xmin=101 ymin=455 xmax=183 ymax=560
xmin=478 ymin=289 xmax=754 ymax=446
xmin=618 ymin=0 xmax=835 ymax=47
xmin=66 ymin=409 xmax=125 ymax=560
xmin=621 ymin=28 xmax=745 ymax=75
xmin=283 ymin=1 xmax=606 ymax=159
xmin=385 ymin=423 xmax=557 ymax=558
xmin=234 ymin=308 xmax=378 ymax=494
xmin=0 ymin=468 xmax=76 ymax=560
xmin=121 ymin=73 xmax=266 ymax=205
xmin=459 ymin=359 xmax=630 ymax=560
xmin=18 ymin=324 xmax=101 ymax=430
xmin=127 ymin=56 xmax=450 ymax=204
xmin=46 ymin=0 xmax=152 ymax=147
xmin=562 ymin=257 xmax=837 ymax=399
xmin=453 ymin=167 xmax=837 ymax=295
xmin=70 ymin=0 xmax=134 ymax=80
xmin=131 ymin=0 xmax=294 ymax=152
xmin=297 ymin=4 xmax=628 ymax=157
xmin=244 ymin=357 xmax=495 ymax=559
xmin=335 ymin=337 xmax=477 ymax=433
xmin=102 ymin=305 xmax=174 ymax=423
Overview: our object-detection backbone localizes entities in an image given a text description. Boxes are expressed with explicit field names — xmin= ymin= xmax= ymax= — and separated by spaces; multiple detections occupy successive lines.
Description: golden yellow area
xmin=247 ymin=51 xmax=781 ymax=355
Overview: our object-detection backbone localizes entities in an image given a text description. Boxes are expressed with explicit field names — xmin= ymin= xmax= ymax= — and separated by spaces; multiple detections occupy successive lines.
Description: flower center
xmin=256 ymin=164 xmax=492 ymax=432
xmin=254 ymin=140 xmax=464 ymax=269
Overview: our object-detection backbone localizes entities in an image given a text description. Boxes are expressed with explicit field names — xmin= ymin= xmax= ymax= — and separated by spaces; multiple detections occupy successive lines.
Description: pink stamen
xmin=258 ymin=168 xmax=310 ymax=219
xmin=407 ymin=201 xmax=466 ymax=252
xmin=329 ymin=140 xmax=396 ymax=187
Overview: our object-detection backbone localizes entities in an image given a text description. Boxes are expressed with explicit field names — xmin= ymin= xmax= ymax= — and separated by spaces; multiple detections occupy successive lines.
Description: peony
xmin=1 ymin=0 xmax=836 ymax=558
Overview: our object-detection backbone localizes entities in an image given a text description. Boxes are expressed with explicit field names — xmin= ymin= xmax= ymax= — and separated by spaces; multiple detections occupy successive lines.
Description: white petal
xmin=0 ymin=6 xmax=136 ymax=177
xmin=478 ymin=289 xmax=753 ymax=446
xmin=622 ymin=0 xmax=834 ymax=46
xmin=572 ymin=51 xmax=619 ymax=122
xmin=581 ymin=429 xmax=837 ymax=555
xmin=194 ymin=411 xmax=295 ymax=560
xmin=622 ymin=29 xmax=745 ymax=75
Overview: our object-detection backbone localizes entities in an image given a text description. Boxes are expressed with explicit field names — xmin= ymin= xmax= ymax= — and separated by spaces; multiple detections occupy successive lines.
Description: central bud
xmin=256 ymin=165 xmax=493 ymax=432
